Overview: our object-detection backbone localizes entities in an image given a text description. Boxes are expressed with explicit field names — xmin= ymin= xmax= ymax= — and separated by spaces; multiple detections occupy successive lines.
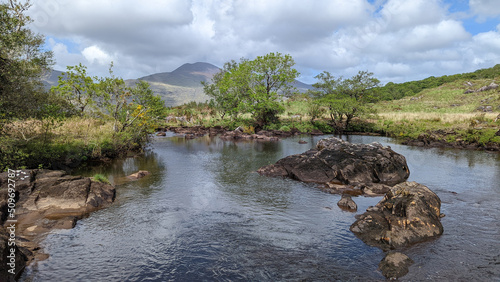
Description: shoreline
xmin=160 ymin=125 xmax=500 ymax=151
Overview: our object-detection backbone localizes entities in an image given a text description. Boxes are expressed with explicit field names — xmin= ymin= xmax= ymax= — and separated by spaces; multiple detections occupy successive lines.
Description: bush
xmin=278 ymin=125 xmax=291 ymax=132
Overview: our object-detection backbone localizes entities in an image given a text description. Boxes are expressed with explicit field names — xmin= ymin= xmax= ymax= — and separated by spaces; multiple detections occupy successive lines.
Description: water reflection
xmin=21 ymin=134 xmax=500 ymax=281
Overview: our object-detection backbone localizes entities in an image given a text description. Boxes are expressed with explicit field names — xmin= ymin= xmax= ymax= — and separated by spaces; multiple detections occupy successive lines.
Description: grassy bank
xmin=0 ymin=117 xmax=150 ymax=171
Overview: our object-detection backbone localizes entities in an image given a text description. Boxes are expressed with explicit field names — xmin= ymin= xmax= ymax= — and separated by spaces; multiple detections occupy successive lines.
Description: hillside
xmin=369 ymin=77 xmax=500 ymax=149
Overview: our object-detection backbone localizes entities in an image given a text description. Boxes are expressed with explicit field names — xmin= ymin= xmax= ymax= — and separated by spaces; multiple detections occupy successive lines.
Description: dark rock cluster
xmin=257 ymin=137 xmax=410 ymax=195
xmin=257 ymin=137 xmax=444 ymax=279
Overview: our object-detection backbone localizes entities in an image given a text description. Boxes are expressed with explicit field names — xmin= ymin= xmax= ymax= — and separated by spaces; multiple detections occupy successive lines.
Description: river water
xmin=21 ymin=134 xmax=500 ymax=281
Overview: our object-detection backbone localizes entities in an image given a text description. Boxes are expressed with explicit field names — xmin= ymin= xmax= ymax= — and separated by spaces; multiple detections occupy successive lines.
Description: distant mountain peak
xmin=172 ymin=62 xmax=220 ymax=76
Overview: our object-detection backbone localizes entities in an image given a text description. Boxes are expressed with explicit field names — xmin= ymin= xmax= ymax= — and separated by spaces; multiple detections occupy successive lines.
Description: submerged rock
xmin=379 ymin=252 xmax=414 ymax=279
xmin=127 ymin=170 xmax=151 ymax=180
xmin=257 ymin=137 xmax=410 ymax=195
xmin=350 ymin=181 xmax=443 ymax=250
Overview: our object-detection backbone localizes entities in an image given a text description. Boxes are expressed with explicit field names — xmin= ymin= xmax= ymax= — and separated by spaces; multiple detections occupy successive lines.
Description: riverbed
xmin=20 ymin=134 xmax=500 ymax=281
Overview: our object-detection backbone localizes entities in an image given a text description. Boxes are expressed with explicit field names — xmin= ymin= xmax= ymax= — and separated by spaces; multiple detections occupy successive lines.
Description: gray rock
xmin=258 ymin=137 xmax=410 ymax=195
xmin=350 ymin=181 xmax=443 ymax=250
xmin=337 ymin=194 xmax=357 ymax=211
xmin=0 ymin=229 xmax=27 ymax=281
xmin=379 ymin=252 xmax=414 ymax=279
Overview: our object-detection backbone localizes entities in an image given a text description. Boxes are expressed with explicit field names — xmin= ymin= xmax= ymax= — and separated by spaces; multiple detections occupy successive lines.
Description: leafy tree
xmin=51 ymin=63 xmax=100 ymax=115
xmin=202 ymin=59 xmax=250 ymax=119
xmin=203 ymin=52 xmax=299 ymax=127
xmin=52 ymin=63 xmax=166 ymax=132
xmin=312 ymin=70 xmax=379 ymax=132
xmin=247 ymin=52 xmax=299 ymax=126
xmin=0 ymin=0 xmax=54 ymax=119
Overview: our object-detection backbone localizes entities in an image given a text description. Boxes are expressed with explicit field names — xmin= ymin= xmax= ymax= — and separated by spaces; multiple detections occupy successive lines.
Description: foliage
xmin=52 ymin=63 xmax=167 ymax=132
xmin=0 ymin=0 xmax=54 ymax=119
xmin=51 ymin=63 xmax=99 ymax=115
xmin=203 ymin=52 xmax=299 ymax=127
xmin=311 ymin=70 xmax=379 ymax=133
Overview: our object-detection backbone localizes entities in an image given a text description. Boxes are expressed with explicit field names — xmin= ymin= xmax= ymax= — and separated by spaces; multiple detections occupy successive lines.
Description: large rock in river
xmin=257 ymin=137 xmax=410 ymax=195
xmin=350 ymin=181 xmax=443 ymax=250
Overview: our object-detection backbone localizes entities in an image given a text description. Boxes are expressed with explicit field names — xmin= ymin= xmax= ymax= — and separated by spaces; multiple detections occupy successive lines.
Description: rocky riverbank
xmin=0 ymin=169 xmax=116 ymax=281
xmin=401 ymin=129 xmax=500 ymax=151
xmin=159 ymin=125 xmax=325 ymax=141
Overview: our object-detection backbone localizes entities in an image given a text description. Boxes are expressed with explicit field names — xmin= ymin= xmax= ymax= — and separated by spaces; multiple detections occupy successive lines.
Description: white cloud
xmin=82 ymin=46 xmax=113 ymax=66
xmin=382 ymin=0 xmax=446 ymax=29
xmin=25 ymin=0 xmax=500 ymax=84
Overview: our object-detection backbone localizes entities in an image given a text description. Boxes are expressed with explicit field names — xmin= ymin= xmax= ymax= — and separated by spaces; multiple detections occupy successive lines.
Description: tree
xmin=202 ymin=59 xmax=250 ymax=119
xmin=52 ymin=63 xmax=167 ymax=132
xmin=0 ymin=0 xmax=54 ymax=119
xmin=203 ymin=52 xmax=299 ymax=127
xmin=312 ymin=70 xmax=379 ymax=133
xmin=51 ymin=63 xmax=99 ymax=116
xmin=247 ymin=52 xmax=299 ymax=126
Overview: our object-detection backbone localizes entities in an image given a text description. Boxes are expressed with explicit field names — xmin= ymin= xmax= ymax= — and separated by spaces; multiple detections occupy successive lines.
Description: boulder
xmin=17 ymin=170 xmax=116 ymax=214
xmin=379 ymin=252 xmax=414 ymax=279
xmin=350 ymin=181 xmax=443 ymax=250
xmin=337 ymin=194 xmax=357 ymax=211
xmin=257 ymin=137 xmax=410 ymax=195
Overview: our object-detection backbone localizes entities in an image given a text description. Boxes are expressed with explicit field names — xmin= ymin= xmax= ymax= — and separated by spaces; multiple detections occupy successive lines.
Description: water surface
xmin=21 ymin=134 xmax=500 ymax=281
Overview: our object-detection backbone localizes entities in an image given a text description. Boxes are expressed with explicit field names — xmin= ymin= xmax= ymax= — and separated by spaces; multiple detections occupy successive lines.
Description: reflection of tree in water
xmin=206 ymin=138 xmax=296 ymax=210
xmin=73 ymin=149 xmax=165 ymax=195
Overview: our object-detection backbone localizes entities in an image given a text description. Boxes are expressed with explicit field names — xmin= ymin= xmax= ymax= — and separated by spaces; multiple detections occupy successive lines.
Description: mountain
xmin=138 ymin=62 xmax=220 ymax=88
xmin=126 ymin=62 xmax=220 ymax=106
xmin=42 ymin=69 xmax=64 ymax=89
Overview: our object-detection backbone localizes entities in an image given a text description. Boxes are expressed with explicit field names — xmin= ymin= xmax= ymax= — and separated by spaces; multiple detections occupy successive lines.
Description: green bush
xmin=278 ymin=125 xmax=291 ymax=132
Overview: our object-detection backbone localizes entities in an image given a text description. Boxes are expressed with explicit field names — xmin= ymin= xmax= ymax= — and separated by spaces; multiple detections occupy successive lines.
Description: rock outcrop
xmin=257 ymin=137 xmax=410 ymax=195
xmin=350 ymin=181 xmax=443 ymax=250
xmin=165 ymin=126 xmax=304 ymax=141
xmin=0 ymin=169 xmax=116 ymax=279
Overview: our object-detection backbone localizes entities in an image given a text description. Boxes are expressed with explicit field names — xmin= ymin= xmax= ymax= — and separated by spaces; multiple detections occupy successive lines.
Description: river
xmin=20 ymin=134 xmax=500 ymax=281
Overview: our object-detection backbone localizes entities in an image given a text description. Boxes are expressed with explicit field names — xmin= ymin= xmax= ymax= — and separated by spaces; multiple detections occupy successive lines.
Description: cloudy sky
xmin=27 ymin=0 xmax=500 ymax=84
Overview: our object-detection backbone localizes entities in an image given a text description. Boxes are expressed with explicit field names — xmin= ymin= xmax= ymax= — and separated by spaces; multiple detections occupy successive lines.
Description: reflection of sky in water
xmin=23 ymin=135 xmax=500 ymax=281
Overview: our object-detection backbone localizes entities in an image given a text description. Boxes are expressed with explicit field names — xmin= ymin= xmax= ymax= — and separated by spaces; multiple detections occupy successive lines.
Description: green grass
xmin=92 ymin=173 xmax=111 ymax=184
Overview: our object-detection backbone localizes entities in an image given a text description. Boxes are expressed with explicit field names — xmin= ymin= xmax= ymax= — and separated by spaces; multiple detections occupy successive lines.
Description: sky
xmin=26 ymin=0 xmax=500 ymax=85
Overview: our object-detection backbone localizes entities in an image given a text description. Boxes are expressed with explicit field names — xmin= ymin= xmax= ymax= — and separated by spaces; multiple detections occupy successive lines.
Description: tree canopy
xmin=51 ymin=63 xmax=167 ymax=132
xmin=0 ymin=0 xmax=54 ymax=119
xmin=203 ymin=52 xmax=299 ymax=127
xmin=311 ymin=70 xmax=379 ymax=132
